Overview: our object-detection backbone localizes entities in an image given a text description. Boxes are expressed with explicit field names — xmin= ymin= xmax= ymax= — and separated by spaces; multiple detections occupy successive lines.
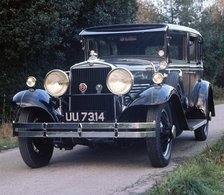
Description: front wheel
xmin=18 ymin=109 xmax=54 ymax=168
xmin=146 ymin=103 xmax=174 ymax=167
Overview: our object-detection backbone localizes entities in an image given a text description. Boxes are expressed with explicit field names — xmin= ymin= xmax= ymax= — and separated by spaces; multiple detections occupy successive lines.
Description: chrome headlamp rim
xmin=106 ymin=68 xmax=134 ymax=96
xmin=159 ymin=60 xmax=168 ymax=70
xmin=26 ymin=76 xmax=37 ymax=88
xmin=44 ymin=69 xmax=69 ymax=97
xmin=152 ymin=72 xmax=164 ymax=84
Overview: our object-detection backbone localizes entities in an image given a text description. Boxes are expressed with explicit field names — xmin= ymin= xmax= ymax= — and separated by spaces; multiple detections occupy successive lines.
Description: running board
xmin=186 ymin=119 xmax=207 ymax=131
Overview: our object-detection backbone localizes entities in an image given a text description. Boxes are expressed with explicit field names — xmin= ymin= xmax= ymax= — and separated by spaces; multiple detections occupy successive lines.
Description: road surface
xmin=0 ymin=105 xmax=224 ymax=195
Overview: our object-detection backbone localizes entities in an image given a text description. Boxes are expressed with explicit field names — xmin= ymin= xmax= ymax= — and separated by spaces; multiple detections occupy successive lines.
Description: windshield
xmin=86 ymin=32 xmax=165 ymax=58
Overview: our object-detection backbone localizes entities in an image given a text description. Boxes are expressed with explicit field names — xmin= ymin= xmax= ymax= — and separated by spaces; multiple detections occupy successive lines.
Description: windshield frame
xmin=82 ymin=31 xmax=167 ymax=61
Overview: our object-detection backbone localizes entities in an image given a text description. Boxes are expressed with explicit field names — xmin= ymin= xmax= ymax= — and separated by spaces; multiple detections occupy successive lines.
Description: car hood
xmin=101 ymin=56 xmax=160 ymax=71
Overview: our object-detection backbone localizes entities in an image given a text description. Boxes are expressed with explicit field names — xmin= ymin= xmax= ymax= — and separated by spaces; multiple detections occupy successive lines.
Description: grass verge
xmin=214 ymin=99 xmax=224 ymax=105
xmin=0 ymin=123 xmax=18 ymax=152
xmin=149 ymin=136 xmax=224 ymax=194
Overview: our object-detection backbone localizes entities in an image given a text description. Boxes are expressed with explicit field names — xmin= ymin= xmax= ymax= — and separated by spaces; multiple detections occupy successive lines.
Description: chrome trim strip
xmin=79 ymin=27 xmax=166 ymax=36
xmin=13 ymin=121 xmax=156 ymax=138
xmin=16 ymin=131 xmax=156 ymax=138
xmin=13 ymin=122 xmax=156 ymax=130
xmin=71 ymin=60 xmax=115 ymax=70
xmin=168 ymin=64 xmax=203 ymax=68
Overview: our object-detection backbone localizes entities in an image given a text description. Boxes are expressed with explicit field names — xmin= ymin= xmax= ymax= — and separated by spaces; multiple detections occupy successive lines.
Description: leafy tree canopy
xmin=0 ymin=0 xmax=137 ymax=122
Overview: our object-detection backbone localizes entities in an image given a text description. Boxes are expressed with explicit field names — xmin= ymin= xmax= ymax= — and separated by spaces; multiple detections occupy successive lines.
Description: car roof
xmin=79 ymin=23 xmax=201 ymax=36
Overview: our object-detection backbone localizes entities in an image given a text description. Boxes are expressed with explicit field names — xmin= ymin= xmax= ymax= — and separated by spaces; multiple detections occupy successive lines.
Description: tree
xmin=156 ymin=0 xmax=204 ymax=26
xmin=0 ymin=0 xmax=84 ymax=66
xmin=200 ymin=1 xmax=224 ymax=86
xmin=136 ymin=0 xmax=163 ymax=23
xmin=0 ymin=0 xmax=138 ymax=122
xmin=79 ymin=0 xmax=137 ymax=27
xmin=0 ymin=0 xmax=138 ymax=69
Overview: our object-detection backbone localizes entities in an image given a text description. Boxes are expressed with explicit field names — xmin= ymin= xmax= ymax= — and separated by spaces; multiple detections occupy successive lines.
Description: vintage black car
xmin=12 ymin=24 xmax=215 ymax=168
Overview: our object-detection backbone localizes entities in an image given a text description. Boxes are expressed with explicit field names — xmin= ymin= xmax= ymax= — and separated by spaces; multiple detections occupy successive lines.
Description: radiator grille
xmin=71 ymin=67 xmax=111 ymax=94
xmin=69 ymin=67 xmax=114 ymax=121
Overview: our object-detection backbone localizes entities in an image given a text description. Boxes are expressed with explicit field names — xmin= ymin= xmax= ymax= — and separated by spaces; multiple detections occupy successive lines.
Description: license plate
xmin=65 ymin=111 xmax=105 ymax=122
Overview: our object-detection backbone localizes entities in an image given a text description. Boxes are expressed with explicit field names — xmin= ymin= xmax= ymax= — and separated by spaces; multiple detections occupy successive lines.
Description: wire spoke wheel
xmin=146 ymin=103 xmax=174 ymax=167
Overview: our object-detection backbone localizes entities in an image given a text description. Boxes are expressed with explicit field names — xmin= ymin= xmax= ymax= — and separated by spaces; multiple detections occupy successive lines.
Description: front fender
xmin=119 ymin=84 xmax=189 ymax=134
xmin=12 ymin=89 xmax=57 ymax=121
xmin=130 ymin=84 xmax=176 ymax=106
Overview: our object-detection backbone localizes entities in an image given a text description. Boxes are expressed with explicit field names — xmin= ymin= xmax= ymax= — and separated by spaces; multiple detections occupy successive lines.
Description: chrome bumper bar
xmin=13 ymin=121 xmax=156 ymax=138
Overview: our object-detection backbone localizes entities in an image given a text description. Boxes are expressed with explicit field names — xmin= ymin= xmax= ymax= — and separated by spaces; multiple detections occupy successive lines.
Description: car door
xmin=188 ymin=34 xmax=203 ymax=98
xmin=168 ymin=31 xmax=190 ymax=99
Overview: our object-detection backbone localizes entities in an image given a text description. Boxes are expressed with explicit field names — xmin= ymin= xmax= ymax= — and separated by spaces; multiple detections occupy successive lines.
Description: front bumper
xmin=13 ymin=121 xmax=156 ymax=138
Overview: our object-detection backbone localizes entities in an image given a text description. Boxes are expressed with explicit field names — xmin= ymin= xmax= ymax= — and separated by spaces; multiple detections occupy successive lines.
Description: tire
xmin=18 ymin=109 xmax=54 ymax=168
xmin=146 ymin=103 xmax=174 ymax=167
xmin=194 ymin=120 xmax=209 ymax=141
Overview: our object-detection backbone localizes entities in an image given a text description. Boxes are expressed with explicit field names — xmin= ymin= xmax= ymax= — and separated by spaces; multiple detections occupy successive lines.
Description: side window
xmin=197 ymin=38 xmax=203 ymax=62
xmin=169 ymin=32 xmax=187 ymax=60
xmin=188 ymin=35 xmax=203 ymax=63
xmin=189 ymin=36 xmax=197 ymax=62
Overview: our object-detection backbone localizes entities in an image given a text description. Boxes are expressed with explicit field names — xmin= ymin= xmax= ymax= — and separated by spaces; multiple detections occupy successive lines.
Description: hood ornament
xmin=88 ymin=50 xmax=98 ymax=65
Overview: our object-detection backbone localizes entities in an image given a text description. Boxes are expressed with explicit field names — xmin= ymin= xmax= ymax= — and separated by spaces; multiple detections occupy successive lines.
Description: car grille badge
xmin=79 ymin=83 xmax=87 ymax=94
xmin=96 ymin=84 xmax=103 ymax=94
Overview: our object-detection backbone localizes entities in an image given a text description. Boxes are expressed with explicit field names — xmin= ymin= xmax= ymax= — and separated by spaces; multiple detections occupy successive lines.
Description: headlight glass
xmin=26 ymin=76 xmax=37 ymax=87
xmin=152 ymin=72 xmax=164 ymax=84
xmin=159 ymin=61 xmax=168 ymax=69
xmin=107 ymin=68 xmax=133 ymax=96
xmin=44 ymin=69 xmax=69 ymax=97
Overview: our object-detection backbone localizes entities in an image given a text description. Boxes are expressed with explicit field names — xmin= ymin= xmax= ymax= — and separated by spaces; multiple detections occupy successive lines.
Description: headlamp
xmin=26 ymin=76 xmax=37 ymax=88
xmin=44 ymin=69 xmax=69 ymax=97
xmin=106 ymin=68 xmax=133 ymax=96
xmin=152 ymin=72 xmax=164 ymax=84
xmin=159 ymin=61 xmax=168 ymax=70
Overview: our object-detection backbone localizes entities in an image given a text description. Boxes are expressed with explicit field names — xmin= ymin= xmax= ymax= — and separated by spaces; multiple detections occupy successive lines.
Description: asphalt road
xmin=0 ymin=105 xmax=224 ymax=195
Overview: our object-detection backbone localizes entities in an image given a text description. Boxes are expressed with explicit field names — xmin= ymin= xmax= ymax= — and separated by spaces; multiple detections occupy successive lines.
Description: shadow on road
xmin=50 ymin=141 xmax=151 ymax=168
xmin=50 ymin=132 xmax=198 ymax=168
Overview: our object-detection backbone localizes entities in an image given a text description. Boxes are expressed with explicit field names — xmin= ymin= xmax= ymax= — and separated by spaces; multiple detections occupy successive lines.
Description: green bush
xmin=212 ymin=85 xmax=224 ymax=100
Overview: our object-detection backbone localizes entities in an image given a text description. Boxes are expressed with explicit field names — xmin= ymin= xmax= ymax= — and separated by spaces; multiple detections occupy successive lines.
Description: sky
xmin=203 ymin=0 xmax=215 ymax=7
xmin=141 ymin=0 xmax=216 ymax=8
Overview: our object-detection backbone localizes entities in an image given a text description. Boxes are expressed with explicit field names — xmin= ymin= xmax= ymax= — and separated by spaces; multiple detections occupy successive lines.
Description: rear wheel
xmin=18 ymin=109 xmax=54 ymax=168
xmin=194 ymin=118 xmax=209 ymax=141
xmin=146 ymin=103 xmax=174 ymax=167
xmin=194 ymin=123 xmax=208 ymax=141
